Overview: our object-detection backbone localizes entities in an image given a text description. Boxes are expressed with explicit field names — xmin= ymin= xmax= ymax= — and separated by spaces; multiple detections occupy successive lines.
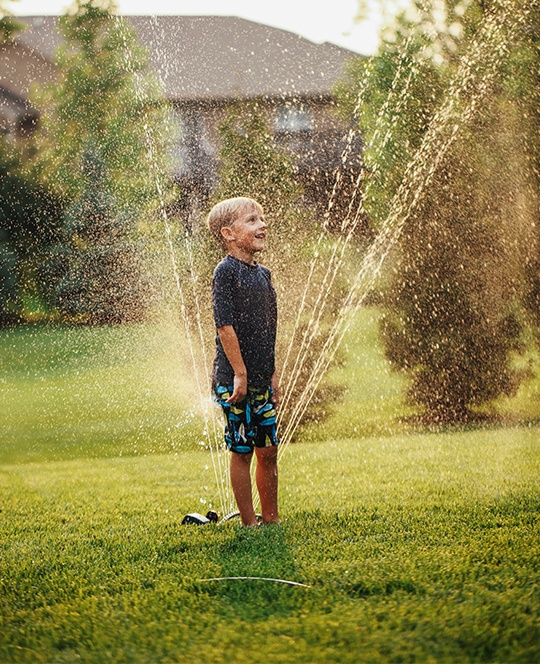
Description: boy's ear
xmin=220 ymin=225 xmax=235 ymax=243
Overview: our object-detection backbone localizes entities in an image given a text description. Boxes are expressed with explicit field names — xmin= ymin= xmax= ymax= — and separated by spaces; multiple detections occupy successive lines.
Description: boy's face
xmin=221 ymin=205 xmax=267 ymax=258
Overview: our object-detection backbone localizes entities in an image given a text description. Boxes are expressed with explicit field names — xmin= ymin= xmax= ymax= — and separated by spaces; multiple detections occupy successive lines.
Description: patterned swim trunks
xmin=213 ymin=384 xmax=279 ymax=454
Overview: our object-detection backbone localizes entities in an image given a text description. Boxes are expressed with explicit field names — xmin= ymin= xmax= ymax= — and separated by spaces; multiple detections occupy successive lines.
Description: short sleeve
xmin=212 ymin=262 xmax=236 ymax=328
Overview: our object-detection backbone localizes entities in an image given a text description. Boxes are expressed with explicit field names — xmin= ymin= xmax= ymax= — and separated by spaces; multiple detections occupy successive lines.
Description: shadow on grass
xmin=192 ymin=524 xmax=309 ymax=619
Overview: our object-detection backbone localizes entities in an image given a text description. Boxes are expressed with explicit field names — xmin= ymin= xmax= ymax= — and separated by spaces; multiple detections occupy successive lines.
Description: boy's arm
xmin=217 ymin=325 xmax=247 ymax=403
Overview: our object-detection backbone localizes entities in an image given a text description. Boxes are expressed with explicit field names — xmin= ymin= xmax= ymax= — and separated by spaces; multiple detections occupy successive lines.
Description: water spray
xmin=153 ymin=0 xmax=529 ymax=519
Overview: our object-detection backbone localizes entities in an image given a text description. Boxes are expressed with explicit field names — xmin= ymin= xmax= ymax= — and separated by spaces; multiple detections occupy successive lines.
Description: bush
xmin=336 ymin=0 xmax=537 ymax=422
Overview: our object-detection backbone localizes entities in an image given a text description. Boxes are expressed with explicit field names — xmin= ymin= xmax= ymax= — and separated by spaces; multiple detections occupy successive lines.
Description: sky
xmin=9 ymin=0 xmax=394 ymax=55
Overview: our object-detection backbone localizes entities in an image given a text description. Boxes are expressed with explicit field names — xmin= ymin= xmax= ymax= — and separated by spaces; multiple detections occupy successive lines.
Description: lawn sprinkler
xmin=181 ymin=510 xmax=219 ymax=525
xmin=181 ymin=510 xmax=262 ymax=526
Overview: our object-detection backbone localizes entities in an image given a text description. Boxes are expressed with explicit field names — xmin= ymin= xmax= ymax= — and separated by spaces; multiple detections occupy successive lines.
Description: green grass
xmin=0 ymin=320 xmax=205 ymax=464
xmin=302 ymin=307 xmax=419 ymax=441
xmin=1 ymin=310 xmax=540 ymax=662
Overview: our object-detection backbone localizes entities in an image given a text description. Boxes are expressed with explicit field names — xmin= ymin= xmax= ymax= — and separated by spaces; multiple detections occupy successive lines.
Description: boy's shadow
xmin=203 ymin=524 xmax=308 ymax=619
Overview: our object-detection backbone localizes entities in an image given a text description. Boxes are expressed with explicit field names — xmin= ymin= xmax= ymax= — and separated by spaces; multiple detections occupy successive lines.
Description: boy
xmin=207 ymin=197 xmax=280 ymax=527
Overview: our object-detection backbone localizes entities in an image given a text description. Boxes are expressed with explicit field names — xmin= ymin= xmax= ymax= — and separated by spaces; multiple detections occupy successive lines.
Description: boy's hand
xmin=226 ymin=373 xmax=247 ymax=403
xmin=271 ymin=371 xmax=280 ymax=407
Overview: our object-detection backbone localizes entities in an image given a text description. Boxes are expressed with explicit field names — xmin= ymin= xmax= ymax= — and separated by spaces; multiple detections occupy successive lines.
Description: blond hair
xmin=206 ymin=197 xmax=263 ymax=250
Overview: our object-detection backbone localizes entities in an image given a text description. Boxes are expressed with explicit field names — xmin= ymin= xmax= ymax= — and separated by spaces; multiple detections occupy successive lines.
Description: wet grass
xmin=1 ymin=429 xmax=539 ymax=663
xmin=1 ymin=310 xmax=540 ymax=662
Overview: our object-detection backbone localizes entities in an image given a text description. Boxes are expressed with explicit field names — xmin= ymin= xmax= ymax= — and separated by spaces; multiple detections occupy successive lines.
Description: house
xmin=0 ymin=20 xmax=54 ymax=137
xmin=0 ymin=15 xmax=363 ymax=222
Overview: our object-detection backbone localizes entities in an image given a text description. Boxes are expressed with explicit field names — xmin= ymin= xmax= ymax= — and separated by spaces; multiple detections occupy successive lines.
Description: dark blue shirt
xmin=212 ymin=254 xmax=277 ymax=387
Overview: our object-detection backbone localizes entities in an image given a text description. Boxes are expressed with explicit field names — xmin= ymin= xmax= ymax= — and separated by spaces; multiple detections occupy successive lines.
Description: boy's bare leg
xmin=230 ymin=451 xmax=258 ymax=526
xmin=255 ymin=446 xmax=280 ymax=524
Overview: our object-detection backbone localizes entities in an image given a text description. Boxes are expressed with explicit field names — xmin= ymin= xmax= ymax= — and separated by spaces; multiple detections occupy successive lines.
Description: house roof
xmin=0 ymin=39 xmax=56 ymax=99
xmin=14 ymin=15 xmax=357 ymax=102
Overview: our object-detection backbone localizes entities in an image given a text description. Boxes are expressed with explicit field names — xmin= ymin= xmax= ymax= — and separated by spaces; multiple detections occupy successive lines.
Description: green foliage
xmin=0 ymin=4 xmax=23 ymax=324
xmin=0 ymin=7 xmax=63 ymax=324
xmin=0 ymin=0 xmax=25 ymax=42
xmin=381 ymin=108 xmax=534 ymax=421
xmin=0 ymin=149 xmax=22 ymax=325
xmin=335 ymin=24 xmax=447 ymax=228
xmin=213 ymin=101 xmax=301 ymax=220
xmin=45 ymin=147 xmax=151 ymax=323
xmin=0 ymin=231 xmax=20 ymax=324
xmin=32 ymin=0 xmax=172 ymax=209
xmin=29 ymin=0 xmax=175 ymax=323
xmin=0 ymin=157 xmax=63 ymax=256
xmin=0 ymin=149 xmax=65 ymax=324
xmin=336 ymin=0 xmax=537 ymax=422
xmin=0 ymin=15 xmax=23 ymax=42
xmin=510 ymin=4 xmax=540 ymax=333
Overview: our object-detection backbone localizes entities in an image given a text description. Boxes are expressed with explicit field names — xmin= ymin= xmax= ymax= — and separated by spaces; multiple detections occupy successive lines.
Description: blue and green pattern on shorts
xmin=214 ymin=384 xmax=279 ymax=454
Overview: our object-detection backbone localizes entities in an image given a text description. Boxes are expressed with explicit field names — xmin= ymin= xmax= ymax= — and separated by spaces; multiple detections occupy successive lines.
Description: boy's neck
xmin=227 ymin=247 xmax=257 ymax=265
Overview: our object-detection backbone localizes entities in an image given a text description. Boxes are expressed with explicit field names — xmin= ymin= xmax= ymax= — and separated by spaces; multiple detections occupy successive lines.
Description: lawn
xmin=0 ymin=318 xmax=206 ymax=464
xmin=1 ymin=309 xmax=539 ymax=663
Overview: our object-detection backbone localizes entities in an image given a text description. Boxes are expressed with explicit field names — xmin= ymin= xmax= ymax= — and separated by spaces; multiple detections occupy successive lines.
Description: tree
xmin=42 ymin=147 xmax=150 ymax=323
xmin=0 ymin=1 xmax=23 ymax=42
xmin=31 ymin=0 xmax=174 ymax=323
xmin=515 ymin=5 xmax=540 ymax=340
xmin=0 ymin=230 xmax=19 ymax=324
xmin=0 ymin=4 xmax=23 ymax=324
xmin=336 ymin=0 xmax=537 ymax=421
xmin=213 ymin=101 xmax=301 ymax=222
xmin=0 ymin=153 xmax=64 ymax=323
xmin=0 ymin=2 xmax=64 ymax=323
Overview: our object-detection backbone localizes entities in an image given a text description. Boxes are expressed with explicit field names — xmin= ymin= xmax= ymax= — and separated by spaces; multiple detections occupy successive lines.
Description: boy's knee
xmin=231 ymin=450 xmax=253 ymax=464
xmin=256 ymin=446 xmax=278 ymax=465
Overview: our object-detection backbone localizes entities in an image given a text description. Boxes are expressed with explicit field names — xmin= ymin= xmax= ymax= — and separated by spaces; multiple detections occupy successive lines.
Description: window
xmin=274 ymin=104 xmax=314 ymax=133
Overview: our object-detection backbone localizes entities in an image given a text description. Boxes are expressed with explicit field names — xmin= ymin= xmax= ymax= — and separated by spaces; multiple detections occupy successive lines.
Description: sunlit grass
xmin=1 ymin=428 xmax=539 ymax=663
xmin=0 ymin=320 xmax=205 ymax=464
xmin=302 ymin=307 xmax=418 ymax=441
